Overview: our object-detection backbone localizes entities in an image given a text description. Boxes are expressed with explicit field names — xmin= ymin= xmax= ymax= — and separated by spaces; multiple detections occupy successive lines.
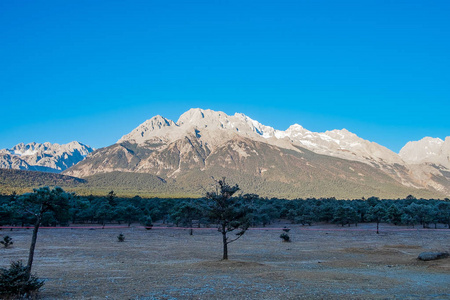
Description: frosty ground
xmin=1 ymin=223 xmax=449 ymax=299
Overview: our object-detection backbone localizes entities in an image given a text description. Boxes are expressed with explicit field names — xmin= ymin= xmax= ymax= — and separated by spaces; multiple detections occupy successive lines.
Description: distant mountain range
xmin=54 ymin=108 xmax=448 ymax=198
xmin=1 ymin=109 xmax=449 ymax=198
xmin=0 ymin=141 xmax=94 ymax=173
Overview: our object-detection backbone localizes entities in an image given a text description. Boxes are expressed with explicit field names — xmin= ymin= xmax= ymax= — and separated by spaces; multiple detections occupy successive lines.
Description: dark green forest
xmin=1 ymin=190 xmax=449 ymax=230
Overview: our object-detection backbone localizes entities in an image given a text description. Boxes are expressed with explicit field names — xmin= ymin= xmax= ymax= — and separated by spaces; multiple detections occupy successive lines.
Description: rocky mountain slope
xmin=0 ymin=141 xmax=94 ymax=173
xmin=400 ymin=137 xmax=450 ymax=168
xmin=63 ymin=109 xmax=450 ymax=198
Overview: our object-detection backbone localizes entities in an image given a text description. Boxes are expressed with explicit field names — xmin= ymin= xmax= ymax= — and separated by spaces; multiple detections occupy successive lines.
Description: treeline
xmin=0 ymin=191 xmax=449 ymax=229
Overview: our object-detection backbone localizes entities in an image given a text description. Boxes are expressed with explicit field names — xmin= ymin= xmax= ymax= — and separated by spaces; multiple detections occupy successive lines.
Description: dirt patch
xmin=383 ymin=244 xmax=422 ymax=249
xmin=0 ymin=223 xmax=449 ymax=299
xmin=193 ymin=260 xmax=266 ymax=269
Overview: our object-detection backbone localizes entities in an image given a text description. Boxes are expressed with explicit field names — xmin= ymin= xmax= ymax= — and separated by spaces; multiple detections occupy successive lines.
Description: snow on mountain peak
xmin=177 ymin=108 xmax=208 ymax=125
xmin=177 ymin=108 xmax=232 ymax=128
xmin=12 ymin=149 xmax=37 ymax=156
xmin=64 ymin=141 xmax=94 ymax=157
xmin=118 ymin=115 xmax=177 ymax=144
xmin=324 ymin=128 xmax=358 ymax=140
xmin=234 ymin=113 xmax=277 ymax=138
xmin=117 ymin=108 xmax=407 ymax=167
xmin=0 ymin=141 xmax=94 ymax=172
xmin=399 ymin=136 xmax=449 ymax=168
xmin=147 ymin=115 xmax=175 ymax=129
xmin=289 ymin=124 xmax=305 ymax=130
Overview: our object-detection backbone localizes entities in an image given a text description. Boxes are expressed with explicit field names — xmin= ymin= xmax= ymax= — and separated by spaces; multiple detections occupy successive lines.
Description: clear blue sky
xmin=1 ymin=1 xmax=449 ymax=153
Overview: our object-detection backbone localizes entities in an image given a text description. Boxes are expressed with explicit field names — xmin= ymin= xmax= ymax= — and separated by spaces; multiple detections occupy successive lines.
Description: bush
xmin=1 ymin=236 xmax=13 ymax=248
xmin=117 ymin=233 xmax=125 ymax=242
xmin=0 ymin=261 xmax=44 ymax=299
xmin=280 ymin=232 xmax=290 ymax=242
xmin=140 ymin=216 xmax=153 ymax=230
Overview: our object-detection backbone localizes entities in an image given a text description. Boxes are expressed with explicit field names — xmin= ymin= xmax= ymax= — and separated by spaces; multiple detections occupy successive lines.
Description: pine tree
xmin=15 ymin=187 xmax=71 ymax=276
xmin=206 ymin=178 xmax=252 ymax=260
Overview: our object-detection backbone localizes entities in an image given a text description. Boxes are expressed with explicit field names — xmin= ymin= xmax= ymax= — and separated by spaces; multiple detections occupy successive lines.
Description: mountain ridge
xmin=0 ymin=141 xmax=94 ymax=173
xmin=63 ymin=108 xmax=450 ymax=198
xmin=399 ymin=136 xmax=450 ymax=168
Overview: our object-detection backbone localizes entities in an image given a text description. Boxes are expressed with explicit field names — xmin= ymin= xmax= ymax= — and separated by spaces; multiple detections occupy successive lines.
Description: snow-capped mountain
xmin=0 ymin=141 xmax=94 ymax=173
xmin=400 ymin=137 xmax=450 ymax=169
xmin=118 ymin=108 xmax=400 ymax=164
xmin=64 ymin=108 xmax=450 ymax=198
xmin=238 ymin=114 xmax=404 ymax=166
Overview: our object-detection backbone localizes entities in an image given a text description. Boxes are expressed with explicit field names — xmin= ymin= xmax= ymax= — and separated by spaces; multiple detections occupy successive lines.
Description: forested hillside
xmin=0 ymin=169 xmax=86 ymax=195
xmin=1 ymin=168 xmax=444 ymax=199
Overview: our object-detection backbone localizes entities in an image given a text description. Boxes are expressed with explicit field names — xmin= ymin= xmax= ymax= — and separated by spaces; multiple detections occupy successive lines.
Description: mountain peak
xmin=62 ymin=108 xmax=450 ymax=197
xmin=285 ymin=124 xmax=308 ymax=133
xmin=118 ymin=115 xmax=176 ymax=144
xmin=289 ymin=124 xmax=304 ymax=130
xmin=177 ymin=108 xmax=228 ymax=126
xmin=115 ymin=108 xmax=447 ymax=172
xmin=233 ymin=113 xmax=276 ymax=138
xmin=325 ymin=128 xmax=357 ymax=139
xmin=0 ymin=141 xmax=94 ymax=173
xmin=421 ymin=136 xmax=444 ymax=144
xmin=399 ymin=136 xmax=449 ymax=168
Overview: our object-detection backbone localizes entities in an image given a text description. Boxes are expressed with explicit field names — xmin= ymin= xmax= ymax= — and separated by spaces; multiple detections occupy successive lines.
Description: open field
xmin=1 ymin=223 xmax=449 ymax=299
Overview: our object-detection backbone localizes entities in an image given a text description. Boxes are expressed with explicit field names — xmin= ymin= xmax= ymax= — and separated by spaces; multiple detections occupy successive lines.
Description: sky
xmin=1 ymin=1 xmax=449 ymax=153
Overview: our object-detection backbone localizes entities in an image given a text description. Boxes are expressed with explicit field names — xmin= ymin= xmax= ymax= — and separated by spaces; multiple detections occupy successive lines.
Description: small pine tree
xmin=367 ymin=204 xmax=387 ymax=234
xmin=0 ymin=236 xmax=13 ymax=248
xmin=0 ymin=260 xmax=44 ymax=299
xmin=206 ymin=178 xmax=252 ymax=260
xmin=280 ymin=232 xmax=291 ymax=242
xmin=14 ymin=186 xmax=71 ymax=277
xmin=117 ymin=233 xmax=125 ymax=242
xmin=140 ymin=215 xmax=153 ymax=230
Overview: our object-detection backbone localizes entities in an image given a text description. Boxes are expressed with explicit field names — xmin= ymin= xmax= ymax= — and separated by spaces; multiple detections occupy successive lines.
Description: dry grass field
xmin=1 ymin=223 xmax=449 ymax=299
